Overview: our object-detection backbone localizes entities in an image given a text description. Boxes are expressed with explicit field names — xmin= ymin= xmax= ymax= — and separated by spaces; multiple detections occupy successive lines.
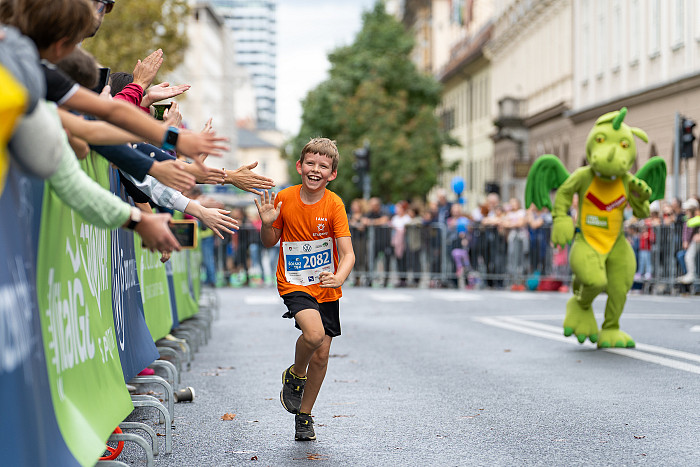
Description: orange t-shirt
xmin=272 ymin=185 xmax=351 ymax=302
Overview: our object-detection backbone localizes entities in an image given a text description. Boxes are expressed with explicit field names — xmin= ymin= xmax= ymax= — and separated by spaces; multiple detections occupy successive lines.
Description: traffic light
xmin=680 ymin=116 xmax=696 ymax=159
xmin=353 ymin=145 xmax=370 ymax=172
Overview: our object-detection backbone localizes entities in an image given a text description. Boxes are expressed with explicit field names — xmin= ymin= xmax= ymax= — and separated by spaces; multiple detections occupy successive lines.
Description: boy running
xmin=255 ymin=138 xmax=355 ymax=441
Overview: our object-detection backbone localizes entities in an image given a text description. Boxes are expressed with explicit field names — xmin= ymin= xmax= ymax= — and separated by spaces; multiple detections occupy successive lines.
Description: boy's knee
xmin=303 ymin=330 xmax=326 ymax=350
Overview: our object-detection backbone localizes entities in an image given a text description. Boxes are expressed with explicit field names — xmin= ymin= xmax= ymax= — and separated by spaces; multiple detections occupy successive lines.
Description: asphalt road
xmin=119 ymin=287 xmax=700 ymax=466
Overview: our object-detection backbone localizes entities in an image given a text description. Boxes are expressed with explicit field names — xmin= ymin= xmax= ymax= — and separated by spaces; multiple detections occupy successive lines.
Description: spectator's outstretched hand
xmin=183 ymin=162 xmax=226 ymax=185
xmin=176 ymin=130 xmax=229 ymax=160
xmin=142 ymin=82 xmax=190 ymax=107
xmin=149 ymin=159 xmax=195 ymax=192
xmin=198 ymin=207 xmax=239 ymax=239
xmin=135 ymin=211 xmax=181 ymax=253
xmin=163 ymin=101 xmax=182 ymax=128
xmin=133 ymin=49 xmax=163 ymax=90
xmin=227 ymin=161 xmax=275 ymax=195
xmin=254 ymin=190 xmax=280 ymax=226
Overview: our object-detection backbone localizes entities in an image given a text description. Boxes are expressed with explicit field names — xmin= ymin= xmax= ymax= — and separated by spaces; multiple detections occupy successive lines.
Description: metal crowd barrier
xmin=213 ymin=223 xmax=699 ymax=295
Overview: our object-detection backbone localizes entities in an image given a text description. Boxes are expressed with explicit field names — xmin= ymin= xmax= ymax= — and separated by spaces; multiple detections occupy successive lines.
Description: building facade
xmin=211 ymin=0 xmax=277 ymax=131
xmin=484 ymin=0 xmax=573 ymax=202
xmin=571 ymin=0 xmax=700 ymax=199
xmin=399 ymin=0 xmax=700 ymax=204
xmin=168 ymin=3 xmax=239 ymax=170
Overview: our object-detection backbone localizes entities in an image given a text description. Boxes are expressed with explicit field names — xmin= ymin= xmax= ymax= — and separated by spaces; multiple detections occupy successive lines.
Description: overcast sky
xmin=276 ymin=0 xmax=377 ymax=135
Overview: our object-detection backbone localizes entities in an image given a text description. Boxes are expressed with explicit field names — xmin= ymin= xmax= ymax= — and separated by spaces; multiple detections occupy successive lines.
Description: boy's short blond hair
xmin=300 ymin=137 xmax=339 ymax=172
xmin=9 ymin=0 xmax=95 ymax=51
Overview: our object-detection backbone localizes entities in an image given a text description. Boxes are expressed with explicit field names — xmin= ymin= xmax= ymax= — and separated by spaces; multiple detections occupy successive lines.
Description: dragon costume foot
xmin=563 ymin=297 xmax=599 ymax=344
xmin=597 ymin=329 xmax=635 ymax=348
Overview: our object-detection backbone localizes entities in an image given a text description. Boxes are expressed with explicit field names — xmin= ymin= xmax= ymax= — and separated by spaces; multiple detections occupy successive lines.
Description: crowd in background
xmin=210 ymin=190 xmax=700 ymax=294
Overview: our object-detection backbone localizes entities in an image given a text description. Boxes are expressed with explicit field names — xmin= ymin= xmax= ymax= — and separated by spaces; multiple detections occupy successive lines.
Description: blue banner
xmin=164 ymin=260 xmax=180 ymax=329
xmin=0 ymin=164 xmax=78 ymax=466
xmin=109 ymin=169 xmax=159 ymax=382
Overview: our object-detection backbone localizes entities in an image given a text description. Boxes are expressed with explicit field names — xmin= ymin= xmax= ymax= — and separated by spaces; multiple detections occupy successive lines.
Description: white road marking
xmin=691 ymin=325 xmax=700 ymax=332
xmin=429 ymin=291 xmax=483 ymax=301
xmin=243 ymin=295 xmax=282 ymax=305
xmin=369 ymin=293 xmax=414 ymax=303
xmin=475 ymin=315 xmax=700 ymax=375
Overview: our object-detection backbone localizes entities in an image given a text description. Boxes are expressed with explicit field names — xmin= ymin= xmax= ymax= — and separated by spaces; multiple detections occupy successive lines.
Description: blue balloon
xmin=451 ymin=176 xmax=464 ymax=195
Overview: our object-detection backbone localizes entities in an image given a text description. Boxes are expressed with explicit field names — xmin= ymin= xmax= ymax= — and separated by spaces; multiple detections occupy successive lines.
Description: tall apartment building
xmin=211 ymin=0 xmax=277 ymax=130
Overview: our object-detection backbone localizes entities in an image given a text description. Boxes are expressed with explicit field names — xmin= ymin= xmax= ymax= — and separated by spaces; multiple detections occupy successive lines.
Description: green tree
xmin=290 ymin=1 xmax=450 ymax=203
xmin=82 ymin=0 xmax=189 ymax=75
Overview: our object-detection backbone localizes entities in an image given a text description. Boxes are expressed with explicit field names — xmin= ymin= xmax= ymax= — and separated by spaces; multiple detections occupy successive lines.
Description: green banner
xmin=189 ymin=244 xmax=202 ymax=303
xmin=36 ymin=153 xmax=133 ymax=467
xmin=134 ymin=235 xmax=173 ymax=341
xmin=170 ymin=249 xmax=198 ymax=321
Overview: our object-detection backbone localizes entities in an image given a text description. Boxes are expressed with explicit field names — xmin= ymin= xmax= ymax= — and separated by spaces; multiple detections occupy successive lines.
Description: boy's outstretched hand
xmin=318 ymin=271 xmax=343 ymax=288
xmin=254 ymin=190 xmax=281 ymax=226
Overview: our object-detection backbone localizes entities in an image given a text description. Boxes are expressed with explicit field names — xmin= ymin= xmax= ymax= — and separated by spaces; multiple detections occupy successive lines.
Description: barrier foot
xmin=148 ymin=359 xmax=178 ymax=388
xmin=107 ymin=432 xmax=154 ymax=467
xmin=156 ymin=346 xmax=182 ymax=378
xmin=119 ymin=421 xmax=159 ymax=456
xmin=130 ymin=375 xmax=174 ymax=425
xmin=131 ymin=396 xmax=173 ymax=454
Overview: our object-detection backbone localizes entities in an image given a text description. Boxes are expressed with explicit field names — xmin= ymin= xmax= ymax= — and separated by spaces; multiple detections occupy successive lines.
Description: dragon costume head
xmin=585 ymin=107 xmax=648 ymax=179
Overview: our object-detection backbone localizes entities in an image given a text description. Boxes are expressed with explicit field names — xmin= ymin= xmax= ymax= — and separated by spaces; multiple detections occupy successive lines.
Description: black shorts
xmin=281 ymin=291 xmax=341 ymax=337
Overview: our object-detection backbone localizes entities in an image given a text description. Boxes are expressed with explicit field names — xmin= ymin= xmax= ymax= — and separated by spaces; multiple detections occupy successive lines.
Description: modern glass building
xmin=211 ymin=0 xmax=277 ymax=130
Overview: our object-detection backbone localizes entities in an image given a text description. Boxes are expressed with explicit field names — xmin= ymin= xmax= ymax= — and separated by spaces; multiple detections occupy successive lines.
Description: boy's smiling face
xmin=296 ymin=152 xmax=337 ymax=193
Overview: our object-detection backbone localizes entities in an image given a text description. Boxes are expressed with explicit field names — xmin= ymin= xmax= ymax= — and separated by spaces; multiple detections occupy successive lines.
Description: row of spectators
xmin=1 ymin=0 xmax=275 ymax=262
xmin=207 ymin=189 xmax=700 ymax=291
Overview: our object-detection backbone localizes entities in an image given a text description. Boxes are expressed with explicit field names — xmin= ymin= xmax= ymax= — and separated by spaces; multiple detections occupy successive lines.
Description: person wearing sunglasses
xmin=87 ymin=0 xmax=114 ymax=37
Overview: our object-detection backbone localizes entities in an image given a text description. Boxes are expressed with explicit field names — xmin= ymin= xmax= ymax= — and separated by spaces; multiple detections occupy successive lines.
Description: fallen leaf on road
xmin=264 ymin=398 xmax=274 ymax=400
xmin=221 ymin=413 xmax=236 ymax=421
xmin=329 ymin=354 xmax=348 ymax=358
xmin=504 ymin=349 xmax=511 ymax=352
xmin=293 ymin=453 xmax=329 ymax=460
xmin=634 ymin=435 xmax=645 ymax=439
xmin=250 ymin=456 xmax=258 ymax=461
xmin=246 ymin=420 xmax=259 ymax=423
xmin=332 ymin=415 xmax=354 ymax=418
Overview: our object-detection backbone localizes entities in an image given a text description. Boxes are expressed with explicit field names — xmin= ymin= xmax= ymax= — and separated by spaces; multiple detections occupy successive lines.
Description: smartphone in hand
xmin=169 ymin=219 xmax=198 ymax=249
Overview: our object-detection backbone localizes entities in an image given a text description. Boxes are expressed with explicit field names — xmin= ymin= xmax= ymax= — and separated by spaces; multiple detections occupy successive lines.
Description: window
xmin=581 ymin=0 xmax=590 ymax=82
xmin=672 ymin=0 xmax=685 ymax=48
xmin=596 ymin=0 xmax=607 ymax=76
xmin=612 ymin=0 xmax=622 ymax=70
xmin=630 ymin=0 xmax=640 ymax=63
xmin=649 ymin=0 xmax=661 ymax=57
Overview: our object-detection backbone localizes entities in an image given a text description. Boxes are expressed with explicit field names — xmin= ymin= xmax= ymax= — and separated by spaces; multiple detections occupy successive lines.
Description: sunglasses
xmin=94 ymin=0 xmax=115 ymax=14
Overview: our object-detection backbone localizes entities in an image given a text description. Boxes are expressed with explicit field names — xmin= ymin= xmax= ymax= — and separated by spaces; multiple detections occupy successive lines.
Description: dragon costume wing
xmin=635 ymin=156 xmax=667 ymax=202
xmin=524 ymin=154 xmax=570 ymax=211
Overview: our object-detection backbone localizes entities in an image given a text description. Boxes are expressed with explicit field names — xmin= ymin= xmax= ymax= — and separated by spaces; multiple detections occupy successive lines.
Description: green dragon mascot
xmin=525 ymin=107 xmax=667 ymax=348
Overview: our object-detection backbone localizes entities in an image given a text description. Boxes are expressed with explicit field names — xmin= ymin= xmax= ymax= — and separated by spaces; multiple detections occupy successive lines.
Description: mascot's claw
xmin=551 ymin=216 xmax=574 ymax=247
xmin=597 ymin=329 xmax=635 ymax=349
xmin=563 ymin=297 xmax=598 ymax=344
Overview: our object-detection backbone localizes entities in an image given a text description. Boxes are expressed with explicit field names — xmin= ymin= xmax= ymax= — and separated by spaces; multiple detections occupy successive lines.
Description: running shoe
xmin=295 ymin=413 xmax=316 ymax=441
xmin=281 ymin=365 xmax=306 ymax=414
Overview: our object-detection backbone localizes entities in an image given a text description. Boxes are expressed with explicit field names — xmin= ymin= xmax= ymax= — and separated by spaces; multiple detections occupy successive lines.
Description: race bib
xmin=283 ymin=238 xmax=334 ymax=286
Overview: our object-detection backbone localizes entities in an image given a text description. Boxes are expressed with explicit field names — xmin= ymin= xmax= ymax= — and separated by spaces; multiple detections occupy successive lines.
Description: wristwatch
xmin=162 ymin=126 xmax=179 ymax=151
xmin=126 ymin=206 xmax=142 ymax=230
